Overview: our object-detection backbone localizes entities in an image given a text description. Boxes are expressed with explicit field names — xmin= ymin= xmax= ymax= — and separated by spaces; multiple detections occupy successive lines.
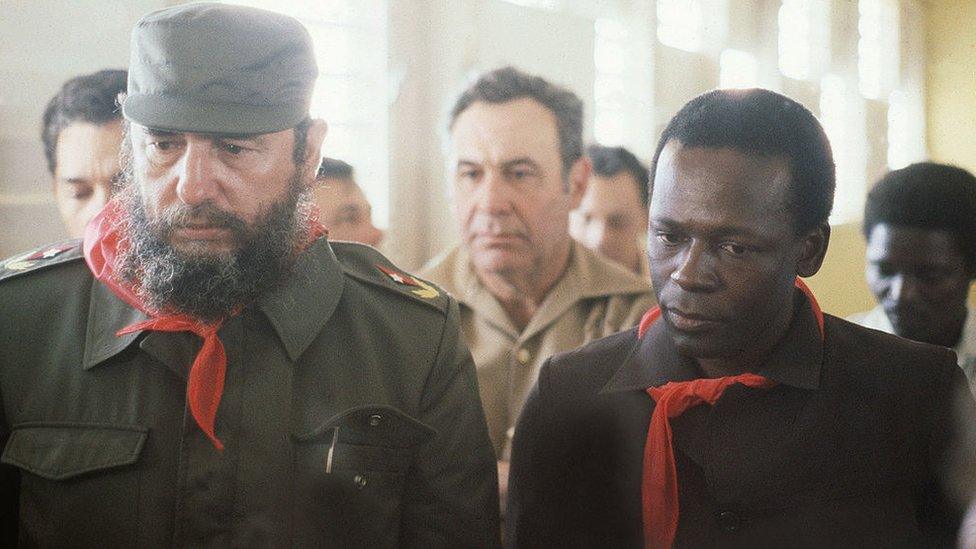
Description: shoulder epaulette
xmin=0 ymin=239 xmax=84 ymax=283
xmin=330 ymin=241 xmax=450 ymax=313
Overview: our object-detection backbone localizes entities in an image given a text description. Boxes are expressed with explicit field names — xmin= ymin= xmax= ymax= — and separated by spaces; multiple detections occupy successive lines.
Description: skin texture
xmin=648 ymin=142 xmax=829 ymax=377
xmin=53 ymin=120 xmax=124 ymax=238
xmin=865 ymin=223 xmax=972 ymax=348
xmin=449 ymin=97 xmax=589 ymax=330
xmin=313 ymin=176 xmax=384 ymax=247
xmin=129 ymin=121 xmax=327 ymax=256
xmin=570 ymin=171 xmax=648 ymax=274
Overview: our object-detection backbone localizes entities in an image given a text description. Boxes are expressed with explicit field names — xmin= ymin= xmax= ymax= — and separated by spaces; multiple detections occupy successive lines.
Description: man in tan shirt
xmin=422 ymin=67 xmax=654 ymax=498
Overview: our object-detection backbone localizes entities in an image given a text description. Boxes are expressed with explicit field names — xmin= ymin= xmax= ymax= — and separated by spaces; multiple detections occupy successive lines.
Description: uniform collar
xmin=428 ymin=241 xmax=650 ymax=340
xmin=601 ymin=289 xmax=824 ymax=393
xmin=83 ymin=237 xmax=344 ymax=369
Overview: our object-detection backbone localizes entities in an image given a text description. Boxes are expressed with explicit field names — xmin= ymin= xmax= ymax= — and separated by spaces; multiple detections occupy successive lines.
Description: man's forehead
xmin=451 ymin=98 xmax=560 ymax=157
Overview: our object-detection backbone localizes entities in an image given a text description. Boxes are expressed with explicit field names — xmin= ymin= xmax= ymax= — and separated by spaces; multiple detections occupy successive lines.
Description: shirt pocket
xmin=290 ymin=405 xmax=435 ymax=547
xmin=1 ymin=422 xmax=148 ymax=545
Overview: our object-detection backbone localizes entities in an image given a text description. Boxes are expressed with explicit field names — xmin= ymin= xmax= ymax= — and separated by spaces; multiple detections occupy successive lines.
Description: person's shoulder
xmin=0 ymin=239 xmax=86 ymax=285
xmin=575 ymin=243 xmax=651 ymax=298
xmin=824 ymin=314 xmax=958 ymax=385
xmin=541 ymin=327 xmax=641 ymax=393
xmin=329 ymin=240 xmax=453 ymax=315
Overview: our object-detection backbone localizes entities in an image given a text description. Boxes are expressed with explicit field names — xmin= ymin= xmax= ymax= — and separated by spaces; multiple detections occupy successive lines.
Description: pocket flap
xmin=294 ymin=405 xmax=435 ymax=448
xmin=1 ymin=422 xmax=148 ymax=481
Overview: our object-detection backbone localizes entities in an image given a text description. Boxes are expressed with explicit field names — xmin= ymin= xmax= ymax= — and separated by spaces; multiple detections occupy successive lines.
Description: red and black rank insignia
xmin=375 ymin=265 xmax=440 ymax=299
xmin=2 ymin=243 xmax=76 ymax=271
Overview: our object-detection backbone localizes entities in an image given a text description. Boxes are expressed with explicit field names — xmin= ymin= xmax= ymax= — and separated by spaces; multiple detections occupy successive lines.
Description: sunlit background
xmin=1 ymin=0 xmax=973 ymax=315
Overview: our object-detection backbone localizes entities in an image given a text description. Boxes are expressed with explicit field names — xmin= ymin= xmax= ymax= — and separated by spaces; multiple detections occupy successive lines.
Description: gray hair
xmin=449 ymin=66 xmax=584 ymax=175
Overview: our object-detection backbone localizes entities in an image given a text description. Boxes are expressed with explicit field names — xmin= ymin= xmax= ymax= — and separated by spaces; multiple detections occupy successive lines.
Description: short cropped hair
xmin=42 ymin=69 xmax=128 ymax=175
xmin=650 ymin=88 xmax=835 ymax=235
xmin=449 ymin=66 xmax=584 ymax=175
xmin=587 ymin=145 xmax=650 ymax=209
xmin=317 ymin=157 xmax=355 ymax=180
xmin=863 ymin=162 xmax=976 ymax=268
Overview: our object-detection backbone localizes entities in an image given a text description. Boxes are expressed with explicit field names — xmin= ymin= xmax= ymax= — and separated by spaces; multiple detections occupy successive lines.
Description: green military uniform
xmin=0 ymin=238 xmax=499 ymax=547
xmin=422 ymin=242 xmax=655 ymax=458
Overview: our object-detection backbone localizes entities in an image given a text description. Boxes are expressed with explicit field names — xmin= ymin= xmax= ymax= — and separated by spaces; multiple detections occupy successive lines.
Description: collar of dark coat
xmin=600 ymin=289 xmax=823 ymax=393
xmin=82 ymin=237 xmax=344 ymax=369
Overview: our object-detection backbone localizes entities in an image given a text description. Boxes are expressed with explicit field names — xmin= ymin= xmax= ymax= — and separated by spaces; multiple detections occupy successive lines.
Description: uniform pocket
xmin=290 ymin=405 xmax=435 ymax=547
xmin=1 ymin=422 xmax=148 ymax=545
xmin=2 ymin=422 xmax=147 ymax=480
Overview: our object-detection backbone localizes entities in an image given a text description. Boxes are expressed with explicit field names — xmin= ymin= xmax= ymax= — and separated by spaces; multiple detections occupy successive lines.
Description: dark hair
xmin=42 ymin=69 xmax=128 ymax=174
xmin=317 ymin=157 xmax=354 ymax=180
xmin=650 ymin=88 xmax=835 ymax=235
xmin=449 ymin=66 xmax=584 ymax=175
xmin=863 ymin=162 xmax=976 ymax=268
xmin=587 ymin=144 xmax=650 ymax=208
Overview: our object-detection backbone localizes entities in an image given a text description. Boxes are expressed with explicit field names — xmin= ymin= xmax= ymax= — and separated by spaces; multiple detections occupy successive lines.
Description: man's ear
xmin=567 ymin=156 xmax=591 ymax=208
xmin=796 ymin=221 xmax=831 ymax=278
xmin=302 ymin=118 xmax=328 ymax=183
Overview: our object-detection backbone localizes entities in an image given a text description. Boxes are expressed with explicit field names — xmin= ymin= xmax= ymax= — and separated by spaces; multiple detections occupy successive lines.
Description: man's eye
xmin=70 ymin=188 xmax=93 ymax=200
xmin=656 ymin=233 xmax=685 ymax=245
xmin=720 ymin=242 xmax=748 ymax=255
xmin=149 ymin=141 xmax=176 ymax=151
xmin=220 ymin=142 xmax=246 ymax=154
xmin=458 ymin=169 xmax=480 ymax=181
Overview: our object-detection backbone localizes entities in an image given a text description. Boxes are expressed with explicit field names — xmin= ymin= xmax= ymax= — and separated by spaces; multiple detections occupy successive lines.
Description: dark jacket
xmin=507 ymin=292 xmax=969 ymax=548
xmin=0 ymin=238 xmax=500 ymax=548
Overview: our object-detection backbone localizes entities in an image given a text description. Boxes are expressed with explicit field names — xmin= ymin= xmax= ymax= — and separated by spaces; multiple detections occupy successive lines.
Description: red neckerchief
xmin=83 ymin=197 xmax=326 ymax=451
xmin=637 ymin=277 xmax=824 ymax=548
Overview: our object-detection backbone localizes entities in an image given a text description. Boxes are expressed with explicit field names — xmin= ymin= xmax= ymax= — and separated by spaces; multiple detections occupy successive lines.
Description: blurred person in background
xmin=42 ymin=69 xmax=127 ymax=238
xmin=422 ymin=66 xmax=654 ymax=507
xmin=314 ymin=157 xmax=384 ymax=247
xmin=570 ymin=144 xmax=650 ymax=277
xmin=848 ymin=162 xmax=976 ymax=393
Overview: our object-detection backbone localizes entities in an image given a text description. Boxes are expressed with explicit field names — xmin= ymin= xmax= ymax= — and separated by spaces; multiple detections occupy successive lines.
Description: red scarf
xmin=638 ymin=278 xmax=824 ymax=548
xmin=83 ymin=197 xmax=325 ymax=451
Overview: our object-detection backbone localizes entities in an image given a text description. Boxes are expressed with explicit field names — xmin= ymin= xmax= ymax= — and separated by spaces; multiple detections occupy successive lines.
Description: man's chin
xmin=169 ymin=238 xmax=238 ymax=257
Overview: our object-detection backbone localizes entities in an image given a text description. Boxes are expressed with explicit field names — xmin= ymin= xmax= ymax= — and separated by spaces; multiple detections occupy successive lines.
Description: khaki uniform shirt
xmin=0 ymin=238 xmax=500 ymax=548
xmin=421 ymin=242 xmax=655 ymax=458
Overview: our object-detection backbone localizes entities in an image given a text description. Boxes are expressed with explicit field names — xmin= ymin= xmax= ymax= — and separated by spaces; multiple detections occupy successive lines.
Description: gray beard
xmin=115 ymin=174 xmax=311 ymax=323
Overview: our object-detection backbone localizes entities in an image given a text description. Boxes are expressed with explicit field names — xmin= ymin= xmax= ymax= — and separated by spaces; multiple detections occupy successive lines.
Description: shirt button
xmin=354 ymin=474 xmax=368 ymax=489
xmin=515 ymin=348 xmax=531 ymax=365
xmin=369 ymin=414 xmax=382 ymax=427
xmin=716 ymin=510 xmax=740 ymax=533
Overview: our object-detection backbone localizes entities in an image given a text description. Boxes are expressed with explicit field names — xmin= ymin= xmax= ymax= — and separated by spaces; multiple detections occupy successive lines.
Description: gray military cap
xmin=123 ymin=2 xmax=317 ymax=135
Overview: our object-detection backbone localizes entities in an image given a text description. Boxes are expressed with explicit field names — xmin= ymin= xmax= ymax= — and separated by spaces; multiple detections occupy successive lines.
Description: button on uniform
xmin=369 ymin=414 xmax=382 ymax=427
xmin=515 ymin=348 xmax=531 ymax=365
xmin=354 ymin=474 xmax=368 ymax=489
xmin=717 ymin=510 xmax=740 ymax=533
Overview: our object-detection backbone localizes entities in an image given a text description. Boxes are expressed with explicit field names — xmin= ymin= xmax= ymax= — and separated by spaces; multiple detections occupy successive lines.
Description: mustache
xmin=467 ymin=214 xmax=528 ymax=238
xmin=153 ymin=203 xmax=249 ymax=239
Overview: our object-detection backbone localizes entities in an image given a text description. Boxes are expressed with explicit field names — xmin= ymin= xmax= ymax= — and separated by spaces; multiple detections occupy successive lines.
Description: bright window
xmin=657 ymin=0 xmax=702 ymax=52
xmin=224 ymin=0 xmax=390 ymax=228
xmin=719 ymin=49 xmax=759 ymax=89
xmin=858 ymin=0 xmax=899 ymax=100
xmin=777 ymin=0 xmax=830 ymax=81
xmin=821 ymin=74 xmax=866 ymax=224
xmin=594 ymin=17 xmax=629 ymax=145
xmin=887 ymin=90 xmax=925 ymax=170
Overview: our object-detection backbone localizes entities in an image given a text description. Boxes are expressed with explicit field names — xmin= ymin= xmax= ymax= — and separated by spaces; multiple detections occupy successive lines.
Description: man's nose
xmin=889 ymin=273 xmax=920 ymax=304
xmin=670 ymin=241 xmax=719 ymax=291
xmin=176 ymin=142 xmax=220 ymax=206
xmin=474 ymin=171 xmax=513 ymax=214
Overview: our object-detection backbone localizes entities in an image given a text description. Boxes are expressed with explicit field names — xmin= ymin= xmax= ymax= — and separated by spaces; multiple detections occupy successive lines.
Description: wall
xmin=925 ymin=0 xmax=976 ymax=175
